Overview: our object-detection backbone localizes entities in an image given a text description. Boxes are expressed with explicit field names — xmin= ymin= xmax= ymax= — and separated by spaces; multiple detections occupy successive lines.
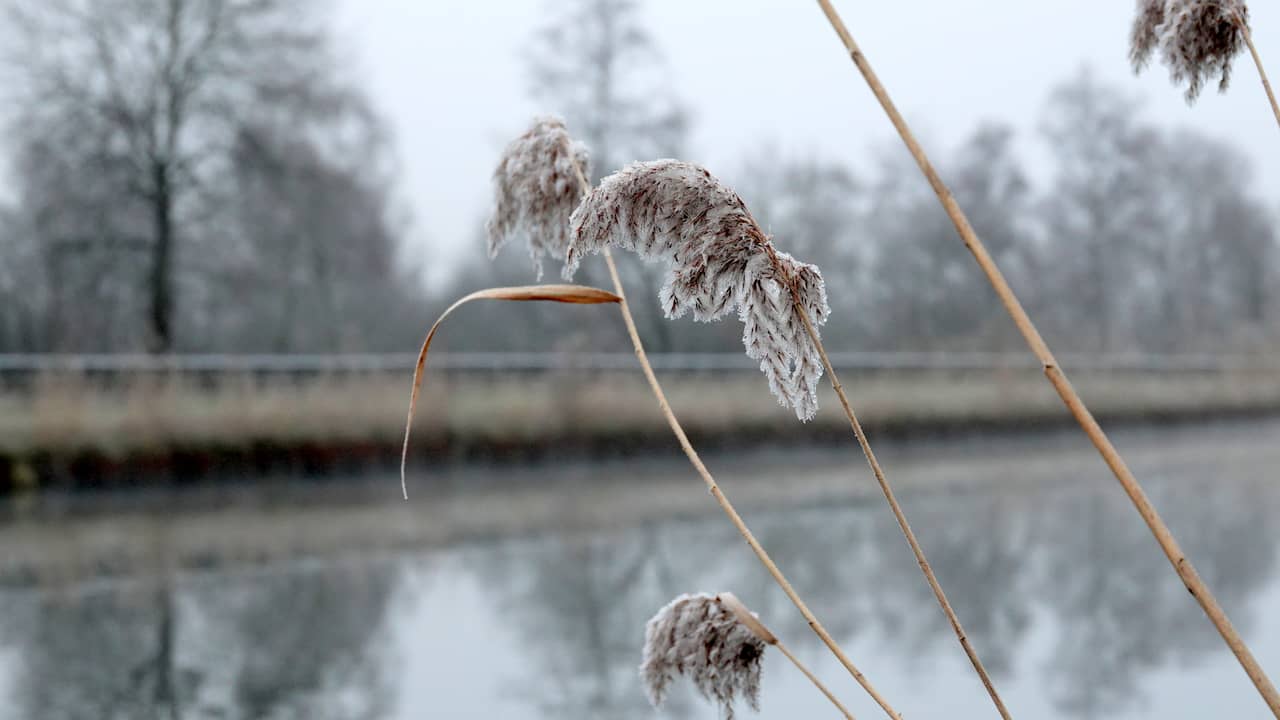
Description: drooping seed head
xmin=1131 ymin=0 xmax=1250 ymax=103
xmin=565 ymin=159 xmax=830 ymax=421
xmin=486 ymin=116 xmax=591 ymax=279
xmin=1129 ymin=0 xmax=1168 ymax=71
xmin=639 ymin=593 xmax=767 ymax=719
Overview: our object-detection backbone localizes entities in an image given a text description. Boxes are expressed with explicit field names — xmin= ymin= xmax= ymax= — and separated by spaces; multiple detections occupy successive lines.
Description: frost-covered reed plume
xmin=566 ymin=159 xmax=830 ymax=421
xmin=1130 ymin=0 xmax=1248 ymax=101
xmin=641 ymin=593 xmax=854 ymax=720
xmin=1130 ymin=0 xmax=1170 ymax=71
xmin=641 ymin=593 xmax=765 ymax=718
xmin=1129 ymin=0 xmax=1279 ymax=129
xmin=486 ymin=116 xmax=591 ymax=279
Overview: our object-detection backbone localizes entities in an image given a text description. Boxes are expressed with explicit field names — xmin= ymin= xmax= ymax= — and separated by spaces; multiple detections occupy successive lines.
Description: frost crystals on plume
xmin=565 ymin=159 xmax=830 ymax=421
xmin=639 ymin=593 xmax=766 ymax=719
xmin=486 ymin=116 xmax=591 ymax=278
xmin=1130 ymin=0 xmax=1250 ymax=102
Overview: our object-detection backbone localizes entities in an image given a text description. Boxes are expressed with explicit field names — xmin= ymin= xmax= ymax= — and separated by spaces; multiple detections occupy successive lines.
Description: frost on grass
xmin=640 ymin=593 xmax=766 ymax=720
xmin=1130 ymin=0 xmax=1250 ymax=102
xmin=565 ymin=159 xmax=830 ymax=421
xmin=486 ymin=116 xmax=591 ymax=279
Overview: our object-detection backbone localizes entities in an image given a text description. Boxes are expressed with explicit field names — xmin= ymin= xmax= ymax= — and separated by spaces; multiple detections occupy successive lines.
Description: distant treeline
xmin=0 ymin=0 xmax=1274 ymax=358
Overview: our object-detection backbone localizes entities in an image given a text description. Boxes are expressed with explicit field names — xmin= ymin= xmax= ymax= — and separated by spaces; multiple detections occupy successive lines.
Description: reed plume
xmin=486 ymin=116 xmax=591 ymax=279
xmin=641 ymin=593 xmax=765 ymax=719
xmin=1131 ymin=0 xmax=1247 ymax=101
xmin=815 ymin=0 xmax=1280 ymax=714
xmin=641 ymin=592 xmax=855 ymax=720
xmin=483 ymin=122 xmax=902 ymax=718
xmin=566 ymin=159 xmax=830 ymax=421
xmin=1128 ymin=0 xmax=1280 ymax=128
xmin=1130 ymin=0 xmax=1168 ymax=71
xmin=567 ymin=157 xmax=1000 ymax=717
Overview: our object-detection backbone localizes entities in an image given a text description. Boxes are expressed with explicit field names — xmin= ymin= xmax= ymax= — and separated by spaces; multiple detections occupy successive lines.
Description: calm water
xmin=3 ymin=420 xmax=1280 ymax=719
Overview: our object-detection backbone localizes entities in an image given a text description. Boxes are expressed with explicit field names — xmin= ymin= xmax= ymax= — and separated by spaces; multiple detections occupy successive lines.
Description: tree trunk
xmin=149 ymin=162 xmax=174 ymax=353
xmin=1089 ymin=237 xmax=1111 ymax=353
xmin=153 ymin=583 xmax=179 ymax=720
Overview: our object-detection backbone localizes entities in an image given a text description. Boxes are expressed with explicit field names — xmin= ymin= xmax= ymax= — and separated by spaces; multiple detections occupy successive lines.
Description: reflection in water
xmin=2 ymin=437 xmax=1279 ymax=719
xmin=4 ymin=559 xmax=402 ymax=719
xmin=1034 ymin=480 xmax=1277 ymax=717
xmin=8 ymin=583 xmax=194 ymax=719
xmin=468 ymin=527 xmax=697 ymax=718
xmin=458 ymin=471 xmax=1280 ymax=719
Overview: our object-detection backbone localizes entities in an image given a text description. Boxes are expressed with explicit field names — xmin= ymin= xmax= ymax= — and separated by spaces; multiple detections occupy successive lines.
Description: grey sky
xmin=336 ymin=0 xmax=1280 ymax=284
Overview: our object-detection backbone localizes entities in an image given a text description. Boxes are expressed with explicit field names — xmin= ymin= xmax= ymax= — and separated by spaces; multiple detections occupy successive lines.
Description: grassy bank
xmin=3 ymin=366 xmax=1280 ymax=488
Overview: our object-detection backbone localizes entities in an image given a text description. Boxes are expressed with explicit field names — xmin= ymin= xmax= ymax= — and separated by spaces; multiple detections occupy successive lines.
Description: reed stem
xmin=814 ymin=1 xmax=1280 ymax=715
xmin=1241 ymin=25 xmax=1280 ymax=132
xmin=776 ymin=639 xmax=857 ymax=719
xmin=789 ymin=287 xmax=1012 ymax=720
xmin=566 ymin=156 xmax=900 ymax=719
xmin=719 ymin=592 xmax=857 ymax=719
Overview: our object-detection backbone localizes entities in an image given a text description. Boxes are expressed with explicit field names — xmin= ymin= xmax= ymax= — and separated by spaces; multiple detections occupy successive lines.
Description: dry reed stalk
xmin=567 ymin=159 xmax=1001 ymax=717
xmin=641 ymin=592 xmax=856 ymax=720
xmin=717 ymin=592 xmax=857 ymax=720
xmin=814 ymin=1 xmax=1280 ymax=715
xmin=480 ymin=117 xmax=898 ymax=718
xmin=789 ymin=304 xmax=1013 ymax=720
xmin=398 ymin=284 xmax=620 ymax=498
xmin=1241 ymin=23 xmax=1280 ymax=129
xmin=567 ymin=169 xmax=901 ymax=720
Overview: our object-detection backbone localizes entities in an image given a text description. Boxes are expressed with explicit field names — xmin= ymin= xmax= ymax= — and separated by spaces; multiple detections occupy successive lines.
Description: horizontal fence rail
xmin=0 ymin=352 xmax=1277 ymax=375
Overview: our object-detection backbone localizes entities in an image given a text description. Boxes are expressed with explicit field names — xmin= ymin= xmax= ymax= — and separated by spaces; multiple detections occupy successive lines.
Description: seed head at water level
xmin=639 ymin=593 xmax=768 ymax=720
xmin=565 ymin=159 xmax=831 ymax=421
xmin=1130 ymin=0 xmax=1250 ymax=103
xmin=485 ymin=116 xmax=591 ymax=279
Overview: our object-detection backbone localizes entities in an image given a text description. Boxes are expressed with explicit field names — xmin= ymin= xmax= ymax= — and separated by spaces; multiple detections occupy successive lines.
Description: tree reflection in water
xmin=5 ymin=558 xmax=402 ymax=720
xmin=465 ymin=474 xmax=1278 ymax=719
xmin=1 ymin=466 xmax=1275 ymax=719
xmin=1034 ymin=476 xmax=1277 ymax=717
xmin=468 ymin=526 xmax=700 ymax=719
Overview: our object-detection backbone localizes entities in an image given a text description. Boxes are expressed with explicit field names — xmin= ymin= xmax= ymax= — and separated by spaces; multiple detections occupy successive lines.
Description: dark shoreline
xmin=7 ymin=402 xmax=1278 ymax=496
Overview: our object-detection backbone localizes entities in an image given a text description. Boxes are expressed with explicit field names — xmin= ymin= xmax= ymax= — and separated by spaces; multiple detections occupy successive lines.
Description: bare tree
xmin=199 ymin=119 xmax=422 ymax=353
xmin=526 ymin=0 xmax=688 ymax=181
xmin=1137 ymin=130 xmax=1275 ymax=351
xmin=863 ymin=125 xmax=1033 ymax=351
xmin=1038 ymin=72 xmax=1277 ymax=354
xmin=0 ymin=202 xmax=48 ymax=351
xmin=523 ymin=0 xmax=690 ymax=351
xmin=1 ymin=0 xmax=358 ymax=352
xmin=1040 ymin=69 xmax=1163 ymax=353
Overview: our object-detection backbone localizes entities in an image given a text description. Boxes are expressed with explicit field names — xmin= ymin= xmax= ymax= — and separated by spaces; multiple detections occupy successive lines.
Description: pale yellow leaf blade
xmin=400 ymin=284 xmax=621 ymax=498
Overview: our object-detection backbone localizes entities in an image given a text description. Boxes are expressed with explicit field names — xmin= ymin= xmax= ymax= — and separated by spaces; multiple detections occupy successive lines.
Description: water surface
xmin=3 ymin=420 xmax=1279 ymax=719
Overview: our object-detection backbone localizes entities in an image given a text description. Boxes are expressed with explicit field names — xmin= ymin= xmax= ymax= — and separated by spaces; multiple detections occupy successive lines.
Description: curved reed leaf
xmin=399 ymin=284 xmax=620 ymax=498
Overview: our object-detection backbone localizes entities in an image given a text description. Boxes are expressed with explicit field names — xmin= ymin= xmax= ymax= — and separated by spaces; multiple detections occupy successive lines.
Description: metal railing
xmin=0 ymin=351 xmax=1275 ymax=375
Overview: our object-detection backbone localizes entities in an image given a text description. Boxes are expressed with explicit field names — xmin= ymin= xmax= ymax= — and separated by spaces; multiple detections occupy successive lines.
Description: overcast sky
xmin=335 ymin=0 xmax=1280 ymax=282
